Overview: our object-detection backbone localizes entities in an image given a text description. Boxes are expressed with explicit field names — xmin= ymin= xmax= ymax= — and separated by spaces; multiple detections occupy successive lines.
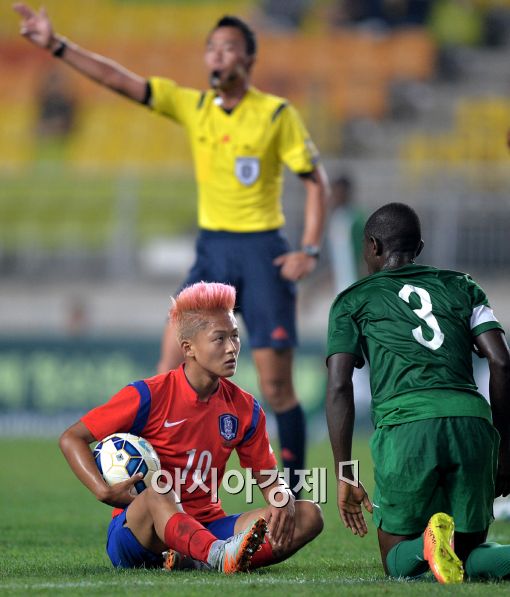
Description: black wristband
xmin=142 ymin=81 xmax=152 ymax=106
xmin=52 ymin=40 xmax=67 ymax=58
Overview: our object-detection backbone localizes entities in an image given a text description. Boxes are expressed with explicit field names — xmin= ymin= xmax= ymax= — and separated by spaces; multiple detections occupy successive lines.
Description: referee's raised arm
xmin=13 ymin=2 xmax=148 ymax=104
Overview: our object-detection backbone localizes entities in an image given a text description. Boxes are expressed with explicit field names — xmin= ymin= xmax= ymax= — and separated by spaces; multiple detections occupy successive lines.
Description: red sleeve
xmin=236 ymin=405 xmax=278 ymax=471
xmin=80 ymin=385 xmax=140 ymax=441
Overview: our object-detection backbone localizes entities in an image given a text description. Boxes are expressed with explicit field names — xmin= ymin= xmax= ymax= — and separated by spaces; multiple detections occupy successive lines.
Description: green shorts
xmin=370 ymin=416 xmax=499 ymax=535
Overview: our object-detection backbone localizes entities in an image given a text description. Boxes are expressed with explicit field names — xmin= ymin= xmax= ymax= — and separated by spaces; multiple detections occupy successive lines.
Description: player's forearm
xmin=489 ymin=361 xmax=510 ymax=456
xmin=326 ymin=378 xmax=355 ymax=473
xmin=47 ymin=35 xmax=147 ymax=103
xmin=300 ymin=164 xmax=329 ymax=248
xmin=59 ymin=426 xmax=110 ymax=501
xmin=475 ymin=330 xmax=510 ymax=459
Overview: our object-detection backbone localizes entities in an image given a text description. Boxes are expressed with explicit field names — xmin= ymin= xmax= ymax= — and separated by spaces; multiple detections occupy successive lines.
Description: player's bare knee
xmin=144 ymin=485 xmax=164 ymax=506
xmin=270 ymin=501 xmax=323 ymax=558
xmin=297 ymin=500 xmax=324 ymax=539
xmin=145 ymin=485 xmax=180 ymax=508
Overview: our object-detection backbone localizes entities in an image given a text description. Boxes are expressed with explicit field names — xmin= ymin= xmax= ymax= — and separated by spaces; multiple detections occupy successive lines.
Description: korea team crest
xmin=235 ymin=157 xmax=260 ymax=186
xmin=219 ymin=413 xmax=239 ymax=441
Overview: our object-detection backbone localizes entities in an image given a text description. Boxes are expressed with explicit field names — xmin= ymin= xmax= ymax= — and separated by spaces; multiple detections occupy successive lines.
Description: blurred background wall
xmin=1 ymin=0 xmax=510 ymax=434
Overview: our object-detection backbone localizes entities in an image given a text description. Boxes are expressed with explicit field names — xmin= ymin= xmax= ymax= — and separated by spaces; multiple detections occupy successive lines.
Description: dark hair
xmin=214 ymin=16 xmax=257 ymax=56
xmin=364 ymin=202 xmax=421 ymax=254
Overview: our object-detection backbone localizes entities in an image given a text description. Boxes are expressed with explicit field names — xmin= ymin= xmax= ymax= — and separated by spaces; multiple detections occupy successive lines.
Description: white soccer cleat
xmin=207 ymin=517 xmax=267 ymax=574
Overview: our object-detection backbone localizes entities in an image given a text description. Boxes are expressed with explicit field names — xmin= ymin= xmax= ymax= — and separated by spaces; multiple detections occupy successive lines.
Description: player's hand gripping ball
xmin=93 ymin=433 xmax=160 ymax=495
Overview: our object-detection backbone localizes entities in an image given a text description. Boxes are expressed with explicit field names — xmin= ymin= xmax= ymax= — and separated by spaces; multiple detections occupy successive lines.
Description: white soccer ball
xmin=93 ymin=433 xmax=160 ymax=495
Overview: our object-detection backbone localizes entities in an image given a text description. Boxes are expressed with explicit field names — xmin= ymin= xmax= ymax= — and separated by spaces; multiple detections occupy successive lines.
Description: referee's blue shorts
xmin=181 ymin=229 xmax=297 ymax=349
xmin=106 ymin=510 xmax=241 ymax=568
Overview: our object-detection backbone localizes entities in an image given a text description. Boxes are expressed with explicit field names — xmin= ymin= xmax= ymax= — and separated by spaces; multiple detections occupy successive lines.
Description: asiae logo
xmin=219 ymin=413 xmax=239 ymax=441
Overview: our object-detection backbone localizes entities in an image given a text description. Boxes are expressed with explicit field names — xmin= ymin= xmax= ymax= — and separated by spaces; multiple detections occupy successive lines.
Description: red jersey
xmin=81 ymin=364 xmax=277 ymax=523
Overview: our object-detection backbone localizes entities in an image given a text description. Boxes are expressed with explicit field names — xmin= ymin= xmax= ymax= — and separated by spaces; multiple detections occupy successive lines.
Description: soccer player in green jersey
xmin=326 ymin=202 xmax=510 ymax=583
xmin=14 ymin=4 xmax=329 ymax=497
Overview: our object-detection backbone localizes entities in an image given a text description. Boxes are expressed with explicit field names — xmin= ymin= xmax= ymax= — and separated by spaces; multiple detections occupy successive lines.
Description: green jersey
xmin=327 ymin=264 xmax=503 ymax=427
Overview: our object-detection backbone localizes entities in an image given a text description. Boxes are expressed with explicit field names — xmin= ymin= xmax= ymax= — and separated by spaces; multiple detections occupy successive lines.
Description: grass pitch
xmin=1 ymin=437 xmax=509 ymax=596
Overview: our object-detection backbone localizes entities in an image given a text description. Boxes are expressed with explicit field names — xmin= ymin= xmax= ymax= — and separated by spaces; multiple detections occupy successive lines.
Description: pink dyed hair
xmin=170 ymin=282 xmax=236 ymax=341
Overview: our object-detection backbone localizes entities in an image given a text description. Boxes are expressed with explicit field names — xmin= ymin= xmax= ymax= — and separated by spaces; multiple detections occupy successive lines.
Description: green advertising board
xmin=0 ymin=337 xmax=328 ymax=416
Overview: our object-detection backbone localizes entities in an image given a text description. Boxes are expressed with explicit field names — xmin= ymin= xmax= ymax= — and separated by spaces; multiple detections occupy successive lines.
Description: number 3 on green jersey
xmin=398 ymin=284 xmax=445 ymax=351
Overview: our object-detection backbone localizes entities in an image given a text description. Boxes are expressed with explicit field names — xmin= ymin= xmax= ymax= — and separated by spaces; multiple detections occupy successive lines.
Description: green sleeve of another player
xmin=465 ymin=275 xmax=503 ymax=337
xmin=326 ymin=295 xmax=364 ymax=366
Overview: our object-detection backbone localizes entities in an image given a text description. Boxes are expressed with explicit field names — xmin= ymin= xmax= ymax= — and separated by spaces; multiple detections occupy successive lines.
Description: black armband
xmin=142 ymin=81 xmax=152 ymax=106
xmin=298 ymin=170 xmax=318 ymax=183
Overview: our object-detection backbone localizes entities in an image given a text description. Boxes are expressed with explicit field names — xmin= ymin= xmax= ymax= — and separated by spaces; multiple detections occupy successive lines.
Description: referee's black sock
xmin=275 ymin=404 xmax=306 ymax=498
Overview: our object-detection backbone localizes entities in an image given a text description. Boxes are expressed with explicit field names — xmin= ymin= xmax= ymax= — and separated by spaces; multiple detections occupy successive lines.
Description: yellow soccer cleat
xmin=423 ymin=512 xmax=464 ymax=584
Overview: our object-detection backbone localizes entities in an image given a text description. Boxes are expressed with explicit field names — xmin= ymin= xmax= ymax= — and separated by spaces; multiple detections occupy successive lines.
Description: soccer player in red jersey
xmin=59 ymin=282 xmax=323 ymax=572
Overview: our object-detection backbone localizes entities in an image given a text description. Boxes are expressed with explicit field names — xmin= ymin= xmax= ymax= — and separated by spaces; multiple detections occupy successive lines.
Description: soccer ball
xmin=93 ymin=433 xmax=160 ymax=495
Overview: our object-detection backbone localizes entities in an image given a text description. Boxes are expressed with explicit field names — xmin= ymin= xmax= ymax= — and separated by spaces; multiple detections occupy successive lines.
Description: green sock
xmin=465 ymin=542 xmax=510 ymax=580
xmin=386 ymin=536 xmax=429 ymax=578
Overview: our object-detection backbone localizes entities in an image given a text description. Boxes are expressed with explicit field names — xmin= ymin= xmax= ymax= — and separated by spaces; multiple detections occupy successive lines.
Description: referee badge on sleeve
xmin=235 ymin=157 xmax=260 ymax=186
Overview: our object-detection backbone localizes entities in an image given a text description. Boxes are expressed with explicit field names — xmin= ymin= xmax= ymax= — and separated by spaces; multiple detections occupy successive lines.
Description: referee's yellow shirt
xmin=149 ymin=77 xmax=319 ymax=232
